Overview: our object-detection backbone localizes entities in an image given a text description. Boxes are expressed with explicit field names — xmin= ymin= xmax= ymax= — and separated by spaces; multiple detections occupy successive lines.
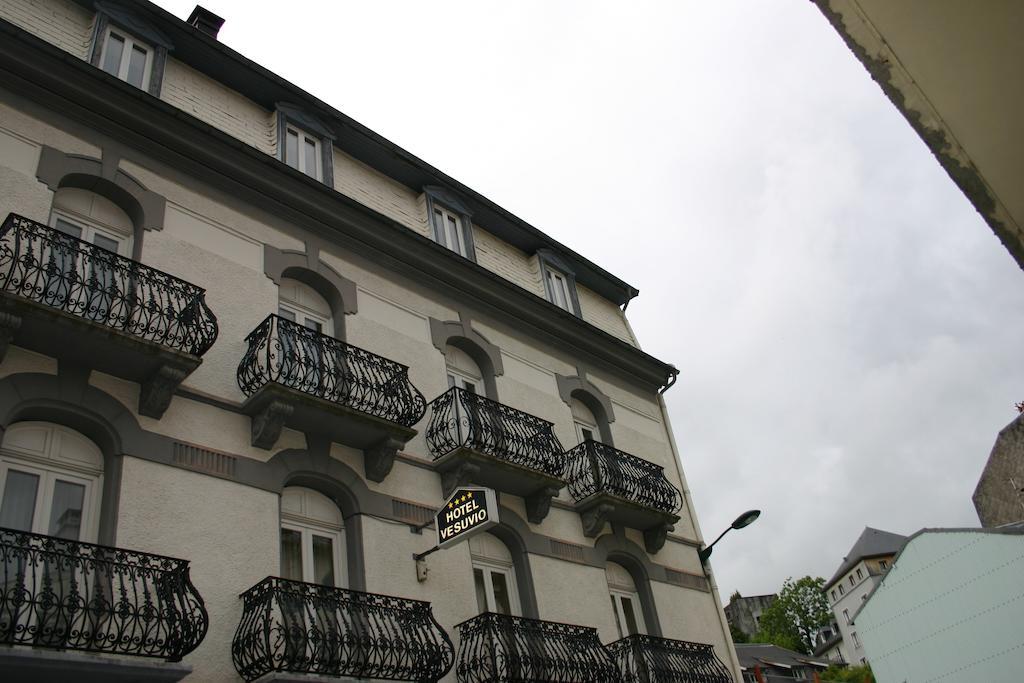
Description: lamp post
xmin=698 ymin=509 xmax=760 ymax=564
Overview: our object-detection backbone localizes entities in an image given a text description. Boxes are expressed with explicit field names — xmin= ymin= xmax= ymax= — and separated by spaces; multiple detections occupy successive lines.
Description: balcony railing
xmin=237 ymin=314 xmax=426 ymax=427
xmin=456 ymin=612 xmax=620 ymax=683
xmin=0 ymin=213 xmax=218 ymax=356
xmin=232 ymin=577 xmax=454 ymax=682
xmin=425 ymin=387 xmax=565 ymax=477
xmin=565 ymin=440 xmax=682 ymax=514
xmin=607 ymin=634 xmax=733 ymax=683
xmin=0 ymin=527 xmax=208 ymax=661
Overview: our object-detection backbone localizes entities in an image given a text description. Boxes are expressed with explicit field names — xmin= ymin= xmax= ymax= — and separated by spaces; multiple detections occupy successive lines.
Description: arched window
xmin=278 ymin=277 xmax=333 ymax=334
xmin=280 ymin=486 xmax=346 ymax=587
xmin=607 ymin=561 xmax=646 ymax=638
xmin=50 ymin=187 xmax=134 ymax=256
xmin=470 ymin=532 xmax=521 ymax=615
xmin=0 ymin=422 xmax=104 ymax=543
xmin=571 ymin=397 xmax=599 ymax=443
xmin=446 ymin=344 xmax=483 ymax=394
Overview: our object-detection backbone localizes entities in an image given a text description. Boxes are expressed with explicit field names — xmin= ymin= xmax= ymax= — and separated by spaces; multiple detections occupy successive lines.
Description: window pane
xmin=278 ymin=307 xmax=296 ymax=322
xmin=280 ymin=528 xmax=303 ymax=581
xmin=102 ymin=33 xmax=125 ymax=76
xmin=446 ymin=215 xmax=461 ymax=254
xmin=48 ymin=480 xmax=85 ymax=540
xmin=611 ymin=595 xmax=625 ymax=639
xmin=312 ymin=534 xmax=335 ymax=587
xmin=304 ymin=318 xmax=322 ymax=333
xmin=473 ymin=568 xmax=488 ymax=613
xmin=463 ymin=381 xmax=477 ymax=394
xmin=92 ymin=233 xmax=120 ymax=253
xmin=0 ymin=470 xmax=40 ymax=532
xmin=54 ymin=219 xmax=84 ymax=239
xmin=491 ymin=570 xmax=512 ymax=615
xmin=127 ymin=45 xmax=148 ymax=88
xmin=621 ymin=595 xmax=640 ymax=635
xmin=303 ymin=138 xmax=318 ymax=177
xmin=286 ymin=130 xmax=299 ymax=169
xmin=433 ymin=209 xmax=447 ymax=247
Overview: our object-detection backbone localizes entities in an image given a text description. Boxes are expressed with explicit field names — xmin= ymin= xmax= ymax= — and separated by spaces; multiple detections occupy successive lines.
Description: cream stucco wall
xmin=820 ymin=0 xmax=1024 ymax=269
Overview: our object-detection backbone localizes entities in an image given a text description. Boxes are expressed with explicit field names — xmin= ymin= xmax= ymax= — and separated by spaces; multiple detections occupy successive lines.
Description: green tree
xmin=822 ymin=663 xmax=874 ymax=682
xmin=753 ymin=576 xmax=831 ymax=654
xmin=729 ymin=622 xmax=749 ymax=643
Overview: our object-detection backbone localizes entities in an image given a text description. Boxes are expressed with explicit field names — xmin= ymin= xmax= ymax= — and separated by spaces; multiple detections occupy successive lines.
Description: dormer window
xmin=432 ymin=205 xmax=470 ymax=257
xmin=275 ymin=103 xmax=335 ymax=185
xmin=537 ymin=249 xmax=581 ymax=316
xmin=284 ymin=125 xmax=322 ymax=180
xmin=423 ymin=186 xmax=476 ymax=261
xmin=100 ymin=28 xmax=152 ymax=90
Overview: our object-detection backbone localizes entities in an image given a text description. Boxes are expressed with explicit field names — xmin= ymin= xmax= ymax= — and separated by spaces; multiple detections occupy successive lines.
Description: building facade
xmin=733 ymin=644 xmax=829 ymax=683
xmin=855 ymin=527 xmax=1024 ymax=682
xmin=973 ymin=412 xmax=1024 ymax=528
xmin=724 ymin=593 xmax=776 ymax=642
xmin=0 ymin=1 xmax=740 ymax=681
xmin=812 ymin=0 xmax=1024 ymax=272
xmin=822 ymin=527 xmax=905 ymax=666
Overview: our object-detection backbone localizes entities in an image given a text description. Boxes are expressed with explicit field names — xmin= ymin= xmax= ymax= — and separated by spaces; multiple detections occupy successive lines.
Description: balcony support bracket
xmin=0 ymin=310 xmax=21 ymax=363
xmin=525 ymin=485 xmax=561 ymax=524
xmin=643 ymin=522 xmax=674 ymax=554
xmin=441 ymin=461 xmax=480 ymax=498
xmin=581 ymin=502 xmax=616 ymax=538
xmin=250 ymin=398 xmax=294 ymax=450
xmin=139 ymin=363 xmax=191 ymax=419
xmin=364 ymin=436 xmax=403 ymax=483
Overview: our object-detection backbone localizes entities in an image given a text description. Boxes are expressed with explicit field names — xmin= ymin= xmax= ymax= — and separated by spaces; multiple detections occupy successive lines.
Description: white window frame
xmin=472 ymin=557 xmax=520 ymax=616
xmin=50 ymin=209 xmax=131 ymax=257
xmin=843 ymin=608 xmax=850 ymax=624
xmin=280 ymin=519 xmax=346 ymax=588
xmin=284 ymin=124 xmax=323 ymax=181
xmin=852 ymin=631 xmax=860 ymax=648
xmin=879 ymin=560 xmax=888 ymax=570
xmin=545 ymin=266 xmax=574 ymax=312
xmin=432 ymin=205 xmax=470 ymax=257
xmin=278 ymin=300 xmax=330 ymax=335
xmin=609 ymin=588 xmax=646 ymax=639
xmin=99 ymin=26 xmax=153 ymax=90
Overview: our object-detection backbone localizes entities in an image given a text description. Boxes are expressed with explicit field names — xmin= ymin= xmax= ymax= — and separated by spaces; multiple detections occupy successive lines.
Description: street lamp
xmin=698 ymin=509 xmax=760 ymax=564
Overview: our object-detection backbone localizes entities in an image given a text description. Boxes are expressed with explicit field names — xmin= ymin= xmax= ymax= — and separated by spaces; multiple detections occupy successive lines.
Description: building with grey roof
xmin=822 ymin=527 xmax=907 ymax=665
xmin=734 ymin=643 xmax=830 ymax=682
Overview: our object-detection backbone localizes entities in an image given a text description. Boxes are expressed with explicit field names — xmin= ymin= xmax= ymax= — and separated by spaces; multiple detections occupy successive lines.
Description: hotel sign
xmin=435 ymin=487 xmax=499 ymax=549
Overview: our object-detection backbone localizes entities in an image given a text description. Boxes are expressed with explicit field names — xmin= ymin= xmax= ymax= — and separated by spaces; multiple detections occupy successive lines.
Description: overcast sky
xmin=159 ymin=1 xmax=1024 ymax=601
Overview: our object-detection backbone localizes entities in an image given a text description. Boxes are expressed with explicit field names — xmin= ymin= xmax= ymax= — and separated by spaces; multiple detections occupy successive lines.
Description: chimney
xmin=187 ymin=5 xmax=225 ymax=40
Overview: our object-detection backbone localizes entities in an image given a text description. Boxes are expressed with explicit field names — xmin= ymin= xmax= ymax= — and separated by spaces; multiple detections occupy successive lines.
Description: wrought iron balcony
xmin=0 ymin=526 xmax=208 ymax=662
xmin=607 ymin=634 xmax=733 ymax=683
xmin=237 ymin=314 xmax=426 ymax=478
xmin=565 ymin=440 xmax=683 ymax=552
xmin=456 ymin=612 xmax=620 ymax=683
xmin=232 ymin=577 xmax=454 ymax=683
xmin=0 ymin=213 xmax=218 ymax=355
xmin=425 ymin=387 xmax=565 ymax=522
xmin=0 ymin=213 xmax=218 ymax=418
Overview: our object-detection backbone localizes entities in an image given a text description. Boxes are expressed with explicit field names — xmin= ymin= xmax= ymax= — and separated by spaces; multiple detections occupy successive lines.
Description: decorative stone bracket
xmin=525 ymin=486 xmax=561 ymax=524
xmin=138 ymin=363 xmax=190 ymax=419
xmin=364 ymin=436 xmax=404 ymax=483
xmin=580 ymin=503 xmax=616 ymax=538
xmin=441 ymin=461 xmax=481 ymax=499
xmin=643 ymin=523 xmax=674 ymax=554
xmin=249 ymin=399 xmax=294 ymax=450
xmin=0 ymin=312 xmax=22 ymax=363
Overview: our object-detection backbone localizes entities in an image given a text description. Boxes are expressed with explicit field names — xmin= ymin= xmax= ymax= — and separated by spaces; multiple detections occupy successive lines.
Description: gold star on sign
xmin=448 ymin=503 xmax=453 ymax=509
xmin=467 ymin=492 xmax=473 ymax=498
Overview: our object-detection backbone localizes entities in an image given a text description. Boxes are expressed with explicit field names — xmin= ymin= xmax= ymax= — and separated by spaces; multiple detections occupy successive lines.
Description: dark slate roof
xmin=825 ymin=527 xmax=907 ymax=589
xmin=734 ymin=644 xmax=830 ymax=671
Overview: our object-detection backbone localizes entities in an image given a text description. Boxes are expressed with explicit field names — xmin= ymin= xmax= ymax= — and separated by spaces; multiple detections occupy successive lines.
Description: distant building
xmin=812 ymin=622 xmax=844 ymax=664
xmin=734 ymin=643 xmax=830 ymax=682
xmin=725 ymin=593 xmax=777 ymax=641
xmin=855 ymin=527 xmax=1024 ymax=682
xmin=823 ymin=527 xmax=906 ymax=665
xmin=973 ymin=413 xmax=1024 ymax=527
xmin=812 ymin=1 xmax=1024 ymax=272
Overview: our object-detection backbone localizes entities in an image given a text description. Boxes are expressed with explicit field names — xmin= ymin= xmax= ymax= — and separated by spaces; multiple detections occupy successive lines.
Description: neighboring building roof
xmin=852 ymin=525 xmax=1024 ymax=622
xmin=734 ymin=644 xmax=830 ymax=671
xmin=825 ymin=527 xmax=907 ymax=589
